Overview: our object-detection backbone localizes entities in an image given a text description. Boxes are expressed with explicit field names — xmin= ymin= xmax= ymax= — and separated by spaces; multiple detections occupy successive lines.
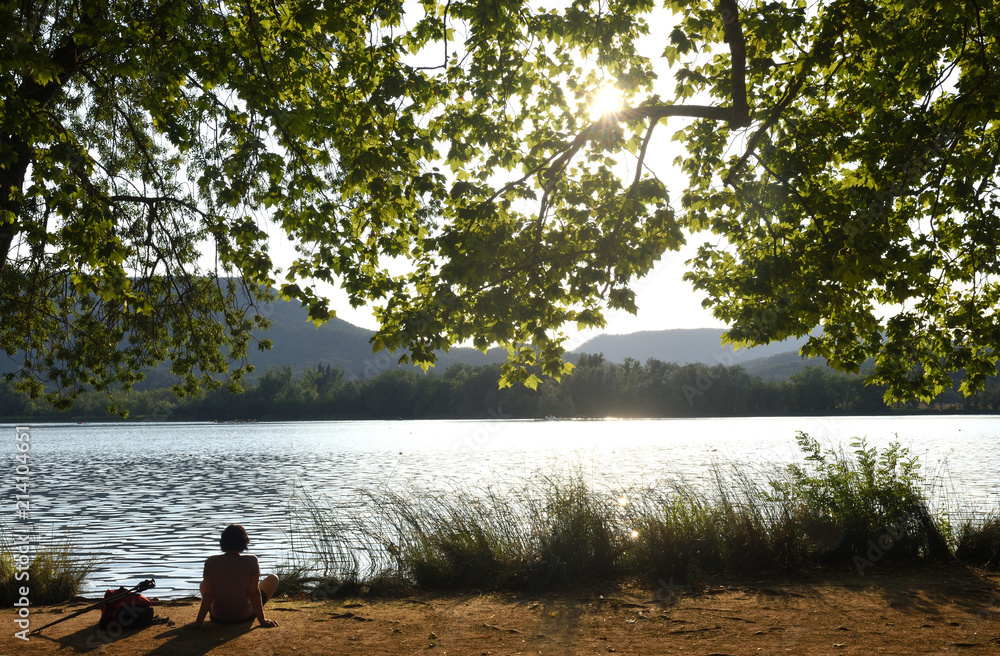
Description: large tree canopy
xmin=2 ymin=0 xmax=998 ymax=408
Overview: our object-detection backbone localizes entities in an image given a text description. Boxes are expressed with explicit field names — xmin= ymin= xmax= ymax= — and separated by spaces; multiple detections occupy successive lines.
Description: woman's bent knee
xmin=260 ymin=573 xmax=279 ymax=597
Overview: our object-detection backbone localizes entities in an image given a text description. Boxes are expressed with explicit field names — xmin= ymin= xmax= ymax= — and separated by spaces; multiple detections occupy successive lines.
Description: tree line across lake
xmin=3 ymin=354 xmax=1000 ymax=422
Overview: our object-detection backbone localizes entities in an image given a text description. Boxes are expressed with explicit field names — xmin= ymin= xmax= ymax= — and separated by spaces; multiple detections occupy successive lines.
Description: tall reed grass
xmin=0 ymin=529 xmax=99 ymax=605
xmin=956 ymin=512 xmax=1000 ymax=569
xmin=279 ymin=485 xmax=411 ymax=597
xmin=365 ymin=477 xmax=621 ymax=590
xmin=282 ymin=432 xmax=1000 ymax=595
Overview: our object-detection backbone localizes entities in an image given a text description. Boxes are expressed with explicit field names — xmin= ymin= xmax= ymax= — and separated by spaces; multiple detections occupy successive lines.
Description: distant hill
xmin=571 ymin=328 xmax=816 ymax=369
xmin=3 ymin=297 xmax=514 ymax=390
xmin=254 ymin=300 xmax=512 ymax=379
xmin=2 ymin=293 xmax=835 ymax=389
xmin=175 ymin=298 xmax=511 ymax=383
xmin=212 ymin=305 xmax=824 ymax=382
xmin=740 ymin=350 xmax=829 ymax=381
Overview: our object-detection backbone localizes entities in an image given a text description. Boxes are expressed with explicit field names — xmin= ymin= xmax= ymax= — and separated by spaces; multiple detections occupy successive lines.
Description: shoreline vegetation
xmin=0 ymin=533 xmax=96 ymax=606
xmin=5 ymin=356 xmax=1000 ymax=422
xmin=275 ymin=434 xmax=1000 ymax=599
xmin=3 ymin=434 xmax=999 ymax=607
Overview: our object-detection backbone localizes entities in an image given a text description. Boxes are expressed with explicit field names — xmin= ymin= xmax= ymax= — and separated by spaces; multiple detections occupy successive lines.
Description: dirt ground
xmin=5 ymin=564 xmax=1000 ymax=656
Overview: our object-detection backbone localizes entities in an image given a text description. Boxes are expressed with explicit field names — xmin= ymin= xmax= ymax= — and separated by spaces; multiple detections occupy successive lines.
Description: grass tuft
xmin=532 ymin=476 xmax=620 ymax=586
xmin=955 ymin=513 xmax=1000 ymax=570
xmin=371 ymin=486 xmax=533 ymax=589
xmin=0 ymin=529 xmax=100 ymax=605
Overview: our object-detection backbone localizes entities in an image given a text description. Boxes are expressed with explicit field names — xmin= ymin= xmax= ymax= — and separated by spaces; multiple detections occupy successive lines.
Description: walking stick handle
xmin=31 ymin=579 xmax=155 ymax=634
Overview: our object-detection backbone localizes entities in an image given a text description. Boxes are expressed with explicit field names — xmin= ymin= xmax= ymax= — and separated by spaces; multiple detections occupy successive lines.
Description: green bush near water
xmin=283 ymin=433 xmax=999 ymax=595
xmin=767 ymin=432 xmax=953 ymax=564
xmin=0 ymin=533 xmax=98 ymax=605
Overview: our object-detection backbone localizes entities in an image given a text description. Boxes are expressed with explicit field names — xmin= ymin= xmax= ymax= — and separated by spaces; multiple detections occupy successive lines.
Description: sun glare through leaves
xmin=588 ymin=84 xmax=623 ymax=120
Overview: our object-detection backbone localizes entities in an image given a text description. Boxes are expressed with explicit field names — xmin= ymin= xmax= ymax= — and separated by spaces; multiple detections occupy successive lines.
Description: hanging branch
xmin=541 ymin=0 xmax=751 ymax=189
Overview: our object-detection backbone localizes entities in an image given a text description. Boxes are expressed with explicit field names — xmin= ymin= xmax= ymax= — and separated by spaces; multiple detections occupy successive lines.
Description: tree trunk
xmin=0 ymin=136 xmax=31 ymax=271
xmin=1 ymin=34 xmax=89 ymax=271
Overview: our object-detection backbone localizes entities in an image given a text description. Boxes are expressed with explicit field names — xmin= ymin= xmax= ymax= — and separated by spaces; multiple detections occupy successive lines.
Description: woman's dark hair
xmin=219 ymin=524 xmax=250 ymax=552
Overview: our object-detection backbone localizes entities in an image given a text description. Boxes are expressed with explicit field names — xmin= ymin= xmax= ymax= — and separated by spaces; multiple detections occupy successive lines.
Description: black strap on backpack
xmin=32 ymin=579 xmax=156 ymax=635
xmin=98 ymin=586 xmax=154 ymax=631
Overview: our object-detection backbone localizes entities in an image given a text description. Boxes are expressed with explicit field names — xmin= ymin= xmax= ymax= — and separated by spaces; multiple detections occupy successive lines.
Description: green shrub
xmin=0 ymin=531 xmax=98 ymax=605
xmin=768 ymin=432 xmax=951 ymax=563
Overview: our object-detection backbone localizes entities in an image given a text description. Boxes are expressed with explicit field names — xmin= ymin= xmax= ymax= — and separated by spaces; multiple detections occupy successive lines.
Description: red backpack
xmin=98 ymin=587 xmax=154 ymax=632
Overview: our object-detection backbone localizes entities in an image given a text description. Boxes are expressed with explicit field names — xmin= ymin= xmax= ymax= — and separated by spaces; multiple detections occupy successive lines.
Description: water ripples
xmin=2 ymin=416 xmax=998 ymax=599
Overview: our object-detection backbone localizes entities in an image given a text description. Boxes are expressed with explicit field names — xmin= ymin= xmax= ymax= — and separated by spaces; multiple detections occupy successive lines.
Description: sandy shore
xmin=5 ymin=565 xmax=1000 ymax=655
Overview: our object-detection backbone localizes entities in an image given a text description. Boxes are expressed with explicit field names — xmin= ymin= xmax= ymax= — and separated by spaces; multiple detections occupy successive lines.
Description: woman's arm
xmin=248 ymin=558 xmax=278 ymax=628
xmin=189 ymin=576 xmax=213 ymax=628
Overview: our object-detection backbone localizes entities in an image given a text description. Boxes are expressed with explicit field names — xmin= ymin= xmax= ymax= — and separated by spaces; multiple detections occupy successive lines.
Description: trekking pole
xmin=32 ymin=578 xmax=155 ymax=634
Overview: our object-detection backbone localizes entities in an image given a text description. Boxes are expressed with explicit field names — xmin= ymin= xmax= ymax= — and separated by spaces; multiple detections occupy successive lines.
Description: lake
xmin=3 ymin=415 xmax=999 ymax=599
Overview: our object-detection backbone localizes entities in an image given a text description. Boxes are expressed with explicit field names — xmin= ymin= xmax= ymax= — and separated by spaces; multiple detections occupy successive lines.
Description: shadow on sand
xmin=33 ymin=613 xmax=256 ymax=654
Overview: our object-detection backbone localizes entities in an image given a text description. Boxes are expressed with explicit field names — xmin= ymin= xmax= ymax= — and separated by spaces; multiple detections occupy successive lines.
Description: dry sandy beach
xmin=5 ymin=565 xmax=1000 ymax=655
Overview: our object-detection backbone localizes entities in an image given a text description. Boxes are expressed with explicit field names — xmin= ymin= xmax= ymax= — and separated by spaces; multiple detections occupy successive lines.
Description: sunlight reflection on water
xmin=3 ymin=416 xmax=998 ymax=598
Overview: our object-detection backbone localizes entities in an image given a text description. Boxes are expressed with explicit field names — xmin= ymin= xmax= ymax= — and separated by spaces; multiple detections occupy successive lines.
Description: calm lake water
xmin=2 ymin=416 xmax=999 ymax=599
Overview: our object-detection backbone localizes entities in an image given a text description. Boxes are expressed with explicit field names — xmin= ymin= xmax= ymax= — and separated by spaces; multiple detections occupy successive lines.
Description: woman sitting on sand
xmin=189 ymin=524 xmax=279 ymax=629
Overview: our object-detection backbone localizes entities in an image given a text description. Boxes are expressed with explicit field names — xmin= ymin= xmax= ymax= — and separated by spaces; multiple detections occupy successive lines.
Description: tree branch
xmin=2 ymin=30 xmax=94 ymax=271
xmin=720 ymin=0 xmax=750 ymax=129
xmin=619 ymin=103 xmax=743 ymax=124
xmin=723 ymin=11 xmax=854 ymax=188
xmin=611 ymin=119 xmax=659 ymax=236
xmin=723 ymin=73 xmax=806 ymax=187
xmin=541 ymin=0 xmax=752 ymax=187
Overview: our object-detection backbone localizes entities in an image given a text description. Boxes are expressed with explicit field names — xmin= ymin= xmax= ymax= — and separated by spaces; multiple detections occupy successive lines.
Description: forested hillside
xmin=4 ymin=354 xmax=993 ymax=423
